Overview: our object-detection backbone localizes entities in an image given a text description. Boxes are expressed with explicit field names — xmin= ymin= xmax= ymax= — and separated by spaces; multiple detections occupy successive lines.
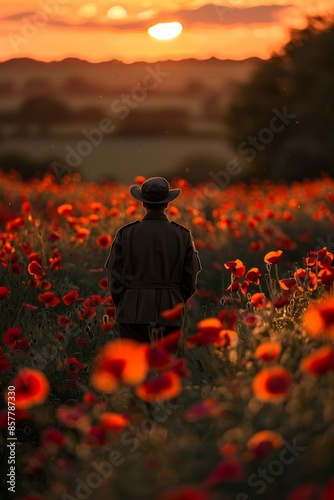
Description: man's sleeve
xmin=104 ymin=231 xmax=124 ymax=307
xmin=181 ymin=232 xmax=202 ymax=302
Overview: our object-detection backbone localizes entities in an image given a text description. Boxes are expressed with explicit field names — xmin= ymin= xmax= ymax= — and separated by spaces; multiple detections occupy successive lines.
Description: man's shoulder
xmin=170 ymin=220 xmax=190 ymax=232
xmin=119 ymin=220 xmax=141 ymax=231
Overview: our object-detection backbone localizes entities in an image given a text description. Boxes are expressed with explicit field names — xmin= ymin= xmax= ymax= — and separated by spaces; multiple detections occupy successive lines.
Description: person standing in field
xmin=104 ymin=176 xmax=202 ymax=343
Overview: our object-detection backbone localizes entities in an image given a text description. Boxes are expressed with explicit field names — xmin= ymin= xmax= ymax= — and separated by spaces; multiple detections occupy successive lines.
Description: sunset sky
xmin=1 ymin=0 xmax=334 ymax=62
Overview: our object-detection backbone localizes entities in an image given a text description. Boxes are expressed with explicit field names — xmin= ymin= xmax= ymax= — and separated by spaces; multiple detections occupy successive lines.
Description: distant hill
xmin=0 ymin=56 xmax=261 ymax=95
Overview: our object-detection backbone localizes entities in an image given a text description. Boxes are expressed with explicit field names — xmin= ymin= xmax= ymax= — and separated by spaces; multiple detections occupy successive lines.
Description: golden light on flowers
xmin=148 ymin=22 xmax=183 ymax=41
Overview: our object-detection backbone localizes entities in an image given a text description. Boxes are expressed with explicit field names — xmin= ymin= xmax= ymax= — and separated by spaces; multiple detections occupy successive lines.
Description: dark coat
xmin=104 ymin=211 xmax=202 ymax=326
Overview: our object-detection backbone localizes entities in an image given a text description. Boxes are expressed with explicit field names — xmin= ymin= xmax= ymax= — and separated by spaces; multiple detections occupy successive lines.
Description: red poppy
xmin=158 ymin=486 xmax=210 ymax=500
xmin=56 ymin=403 xmax=91 ymax=429
xmin=101 ymin=320 xmax=113 ymax=332
xmin=250 ymin=293 xmax=270 ymax=309
xmin=303 ymin=296 xmax=334 ymax=340
xmin=255 ymin=342 xmax=282 ymax=362
xmin=300 ymin=345 xmax=334 ymax=375
xmin=6 ymin=368 xmax=50 ymax=409
xmin=246 ymin=267 xmax=261 ymax=284
xmin=247 ymin=430 xmax=283 ymax=458
xmin=205 ymin=459 xmax=243 ymax=486
xmin=91 ymin=339 xmax=149 ymax=392
xmin=62 ymin=289 xmax=79 ymax=305
xmin=63 ymin=357 xmax=85 ymax=374
xmin=279 ymin=278 xmax=297 ymax=291
xmin=37 ymin=291 xmax=60 ymax=307
xmin=57 ymin=204 xmax=73 ymax=216
xmin=218 ymin=309 xmax=237 ymax=329
xmin=135 ymin=371 xmax=181 ymax=402
xmin=244 ymin=313 xmax=263 ymax=329
xmin=0 ymin=286 xmax=10 ymax=299
xmin=214 ymin=329 xmax=238 ymax=348
xmin=57 ymin=315 xmax=72 ymax=329
xmin=100 ymin=413 xmax=131 ymax=432
xmin=83 ymin=294 xmax=103 ymax=307
xmin=0 ymin=356 xmax=12 ymax=373
xmin=156 ymin=329 xmax=183 ymax=351
xmin=226 ymin=281 xmax=240 ymax=293
xmin=76 ymin=227 xmax=90 ymax=242
xmin=241 ymin=280 xmax=249 ymax=295
xmin=274 ymin=296 xmax=290 ymax=308
xmin=40 ymin=427 xmax=66 ymax=449
xmin=185 ymin=398 xmax=225 ymax=421
xmin=318 ymin=267 xmax=334 ymax=286
xmin=4 ymin=326 xmax=21 ymax=345
xmin=10 ymin=338 xmax=29 ymax=352
xmin=224 ymin=259 xmax=246 ymax=278
xmin=22 ymin=302 xmax=38 ymax=311
xmin=97 ymin=235 xmax=112 ymax=248
xmin=78 ymin=306 xmax=96 ymax=320
xmin=98 ymin=277 xmax=108 ymax=290
xmin=253 ymin=366 xmax=293 ymax=402
xmin=134 ymin=176 xmax=146 ymax=185
xmin=161 ymin=303 xmax=184 ymax=321
xmin=146 ymin=346 xmax=174 ymax=371
xmin=264 ymin=250 xmax=283 ymax=264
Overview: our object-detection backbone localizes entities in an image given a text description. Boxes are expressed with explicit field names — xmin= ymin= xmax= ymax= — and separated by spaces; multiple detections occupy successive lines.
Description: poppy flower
xmin=303 ymin=296 xmax=334 ymax=340
xmin=250 ymin=293 xmax=270 ymax=309
xmin=22 ymin=302 xmax=38 ymax=311
xmin=57 ymin=204 xmax=73 ymax=216
xmin=226 ymin=282 xmax=240 ymax=294
xmin=247 ymin=430 xmax=283 ymax=457
xmin=252 ymin=366 xmax=293 ymax=402
xmin=40 ymin=427 xmax=66 ymax=449
xmin=97 ymin=235 xmax=112 ymax=248
xmin=63 ymin=357 xmax=85 ymax=374
xmin=37 ymin=291 xmax=60 ymax=307
xmin=84 ymin=425 xmax=106 ymax=447
xmin=316 ymin=247 xmax=333 ymax=268
xmin=318 ymin=267 xmax=334 ymax=286
xmin=99 ymin=277 xmax=108 ymax=290
xmin=62 ymin=289 xmax=79 ymax=305
xmin=6 ymin=368 xmax=50 ymax=409
xmin=84 ymin=294 xmax=103 ymax=307
xmin=264 ymin=250 xmax=283 ymax=264
xmin=158 ymin=486 xmax=210 ymax=500
xmin=241 ymin=280 xmax=249 ymax=295
xmin=57 ymin=315 xmax=72 ymax=329
xmin=246 ymin=267 xmax=261 ymax=284
xmin=135 ymin=371 xmax=181 ymax=402
xmin=10 ymin=338 xmax=29 ymax=352
xmin=255 ymin=342 xmax=282 ymax=362
xmin=100 ymin=413 xmax=131 ymax=432
xmin=4 ymin=326 xmax=21 ymax=345
xmin=214 ymin=329 xmax=238 ymax=348
xmin=185 ymin=398 xmax=225 ymax=421
xmin=300 ymin=345 xmax=334 ymax=375
xmin=101 ymin=320 xmax=113 ymax=332
xmin=279 ymin=278 xmax=297 ymax=292
xmin=244 ymin=314 xmax=263 ymax=329
xmin=56 ymin=403 xmax=91 ymax=429
xmin=91 ymin=339 xmax=149 ymax=393
xmin=161 ymin=303 xmax=184 ymax=321
xmin=197 ymin=318 xmax=223 ymax=335
xmin=146 ymin=346 xmax=174 ymax=371
xmin=76 ymin=227 xmax=90 ymax=242
xmin=205 ymin=459 xmax=243 ymax=486
xmin=274 ymin=296 xmax=290 ymax=309
xmin=156 ymin=329 xmax=183 ymax=351
xmin=218 ymin=309 xmax=237 ymax=329
xmin=77 ymin=306 xmax=96 ymax=320
xmin=0 ymin=286 xmax=10 ymax=299
xmin=224 ymin=259 xmax=246 ymax=278
xmin=0 ymin=356 xmax=12 ymax=373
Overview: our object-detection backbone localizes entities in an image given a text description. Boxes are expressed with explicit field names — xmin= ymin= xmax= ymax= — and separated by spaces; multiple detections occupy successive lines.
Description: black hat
xmin=129 ymin=177 xmax=181 ymax=204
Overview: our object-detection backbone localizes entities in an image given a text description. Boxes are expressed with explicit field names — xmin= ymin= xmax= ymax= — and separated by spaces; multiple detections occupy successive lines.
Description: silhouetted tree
xmin=17 ymin=96 xmax=71 ymax=135
xmin=225 ymin=15 xmax=334 ymax=182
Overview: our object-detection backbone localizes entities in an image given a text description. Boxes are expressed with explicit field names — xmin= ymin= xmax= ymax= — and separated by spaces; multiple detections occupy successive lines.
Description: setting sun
xmin=148 ymin=22 xmax=183 ymax=41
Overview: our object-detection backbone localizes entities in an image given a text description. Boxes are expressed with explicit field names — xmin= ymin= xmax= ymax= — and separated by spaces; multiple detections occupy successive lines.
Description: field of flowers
xmin=0 ymin=168 xmax=334 ymax=500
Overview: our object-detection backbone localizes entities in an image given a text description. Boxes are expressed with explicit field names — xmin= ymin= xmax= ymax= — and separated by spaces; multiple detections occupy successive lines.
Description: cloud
xmin=1 ymin=3 xmax=292 ymax=30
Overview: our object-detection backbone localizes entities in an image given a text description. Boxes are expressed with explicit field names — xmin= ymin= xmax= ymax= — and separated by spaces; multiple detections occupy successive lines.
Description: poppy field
xmin=1 ymin=169 xmax=334 ymax=500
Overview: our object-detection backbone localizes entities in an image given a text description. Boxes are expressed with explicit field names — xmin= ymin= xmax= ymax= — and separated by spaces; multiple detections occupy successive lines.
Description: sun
xmin=148 ymin=22 xmax=183 ymax=41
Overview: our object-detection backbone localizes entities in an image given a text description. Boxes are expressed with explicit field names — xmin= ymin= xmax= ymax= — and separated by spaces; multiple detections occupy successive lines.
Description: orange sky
xmin=1 ymin=0 xmax=334 ymax=62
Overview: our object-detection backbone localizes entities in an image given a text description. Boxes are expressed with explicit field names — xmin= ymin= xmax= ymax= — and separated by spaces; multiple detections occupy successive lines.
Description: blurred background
xmin=0 ymin=1 xmax=333 ymax=184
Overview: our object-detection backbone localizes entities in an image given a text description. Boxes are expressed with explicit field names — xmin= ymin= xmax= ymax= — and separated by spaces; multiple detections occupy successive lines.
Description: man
xmin=104 ymin=176 xmax=202 ymax=343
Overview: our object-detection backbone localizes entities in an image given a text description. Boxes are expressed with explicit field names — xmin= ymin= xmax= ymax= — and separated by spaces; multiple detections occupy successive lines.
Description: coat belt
xmin=126 ymin=280 xmax=182 ymax=289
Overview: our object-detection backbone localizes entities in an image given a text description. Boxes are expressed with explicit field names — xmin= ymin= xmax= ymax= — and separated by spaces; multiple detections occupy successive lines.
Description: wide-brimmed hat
xmin=129 ymin=177 xmax=181 ymax=204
